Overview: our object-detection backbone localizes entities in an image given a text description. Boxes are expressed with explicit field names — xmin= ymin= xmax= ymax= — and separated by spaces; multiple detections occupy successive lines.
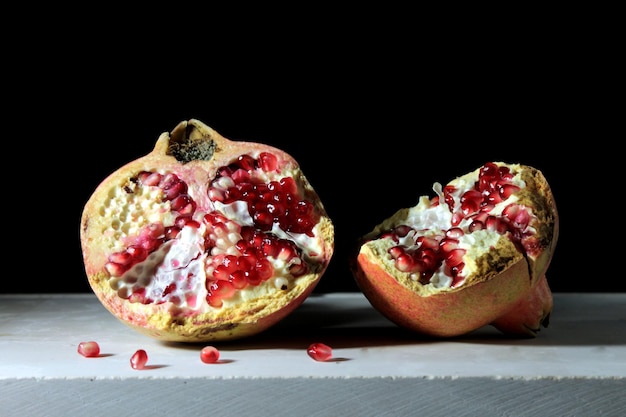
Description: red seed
xmin=258 ymin=152 xmax=278 ymax=172
xmin=200 ymin=346 xmax=220 ymax=363
xmin=130 ymin=349 xmax=148 ymax=370
xmin=77 ymin=341 xmax=100 ymax=358
xmin=307 ymin=343 xmax=333 ymax=362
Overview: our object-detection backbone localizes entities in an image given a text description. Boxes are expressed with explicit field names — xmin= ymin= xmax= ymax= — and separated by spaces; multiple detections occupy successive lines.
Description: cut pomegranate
xmin=352 ymin=162 xmax=559 ymax=338
xmin=81 ymin=119 xmax=334 ymax=342
xmin=307 ymin=342 xmax=333 ymax=361
xmin=130 ymin=349 xmax=148 ymax=370
xmin=77 ymin=341 xmax=100 ymax=358
xmin=200 ymin=346 xmax=220 ymax=364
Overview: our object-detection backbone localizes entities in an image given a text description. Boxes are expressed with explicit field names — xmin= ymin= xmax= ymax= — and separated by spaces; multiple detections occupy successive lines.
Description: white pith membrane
xmin=99 ymin=150 xmax=327 ymax=315
xmin=361 ymin=162 xmax=536 ymax=296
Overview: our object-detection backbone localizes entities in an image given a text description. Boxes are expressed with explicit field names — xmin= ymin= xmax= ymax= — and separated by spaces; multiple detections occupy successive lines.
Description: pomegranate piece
xmin=352 ymin=162 xmax=559 ymax=338
xmin=130 ymin=349 xmax=148 ymax=370
xmin=80 ymin=119 xmax=334 ymax=343
xmin=200 ymin=346 xmax=220 ymax=363
xmin=307 ymin=342 xmax=333 ymax=361
xmin=77 ymin=341 xmax=101 ymax=357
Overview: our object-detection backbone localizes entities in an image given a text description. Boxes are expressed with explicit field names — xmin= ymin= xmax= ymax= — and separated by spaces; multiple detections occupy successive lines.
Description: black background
xmin=4 ymin=13 xmax=621 ymax=294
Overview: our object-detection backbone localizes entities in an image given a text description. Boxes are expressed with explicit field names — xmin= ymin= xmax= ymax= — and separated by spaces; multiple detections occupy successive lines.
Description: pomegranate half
xmin=80 ymin=119 xmax=334 ymax=342
xmin=351 ymin=162 xmax=558 ymax=338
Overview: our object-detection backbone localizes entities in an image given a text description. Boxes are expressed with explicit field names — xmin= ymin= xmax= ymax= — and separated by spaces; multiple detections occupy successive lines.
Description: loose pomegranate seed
xmin=130 ymin=349 xmax=148 ymax=370
xmin=77 ymin=341 xmax=100 ymax=358
xmin=307 ymin=342 xmax=333 ymax=362
xmin=200 ymin=346 xmax=220 ymax=363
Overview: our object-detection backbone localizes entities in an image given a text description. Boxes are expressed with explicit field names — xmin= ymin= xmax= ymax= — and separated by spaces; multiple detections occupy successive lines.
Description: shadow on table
xmin=164 ymin=294 xmax=626 ymax=350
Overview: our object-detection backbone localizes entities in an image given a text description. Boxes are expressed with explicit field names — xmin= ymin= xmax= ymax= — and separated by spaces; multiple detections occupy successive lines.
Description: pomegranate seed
xmin=388 ymin=246 xmax=404 ymax=259
xmin=200 ymin=346 xmax=220 ymax=363
xmin=237 ymin=154 xmax=256 ymax=171
xmin=170 ymin=194 xmax=196 ymax=214
xmin=126 ymin=245 xmax=148 ymax=262
xmin=393 ymin=225 xmax=413 ymax=237
xmin=446 ymin=227 xmax=465 ymax=239
xmin=258 ymin=152 xmax=278 ymax=172
xmin=162 ymin=180 xmax=187 ymax=201
xmin=499 ymin=183 xmax=520 ymax=199
xmin=105 ymin=149 xmax=324 ymax=311
xmin=460 ymin=189 xmax=483 ymax=214
xmin=279 ymin=176 xmax=297 ymax=194
xmin=108 ymin=251 xmax=133 ymax=265
xmin=307 ymin=343 xmax=333 ymax=362
xmin=164 ymin=226 xmax=181 ymax=240
xmin=395 ymin=253 xmax=415 ymax=272
xmin=231 ymin=168 xmax=250 ymax=183
xmin=229 ymin=270 xmax=248 ymax=289
xmin=439 ymin=237 xmax=459 ymax=253
xmin=416 ymin=236 xmax=438 ymax=250
xmin=443 ymin=185 xmax=456 ymax=212
xmin=289 ymin=262 xmax=309 ymax=277
xmin=486 ymin=191 xmax=503 ymax=205
xmin=255 ymin=259 xmax=273 ymax=281
xmin=130 ymin=349 xmax=148 ymax=370
xmin=77 ymin=341 xmax=100 ymax=358
xmin=445 ymin=248 xmax=466 ymax=268
xmin=137 ymin=171 xmax=162 ymax=186
xmin=104 ymin=261 xmax=129 ymax=277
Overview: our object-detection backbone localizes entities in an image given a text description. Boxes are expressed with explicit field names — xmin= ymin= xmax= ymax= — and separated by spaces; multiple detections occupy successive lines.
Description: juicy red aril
xmin=77 ymin=341 xmax=100 ymax=358
xmin=380 ymin=162 xmax=530 ymax=284
xmin=416 ymin=236 xmax=438 ymax=250
xmin=130 ymin=349 xmax=148 ymax=370
xmin=104 ymin=150 xmax=321 ymax=309
xmin=446 ymin=227 xmax=464 ymax=238
xmin=204 ymin=222 xmax=307 ymax=306
xmin=258 ymin=152 xmax=279 ymax=172
xmin=393 ymin=225 xmax=412 ymax=238
xmin=307 ymin=343 xmax=333 ymax=361
xmin=460 ymin=189 xmax=483 ymax=215
xmin=200 ymin=346 xmax=220 ymax=363
xmin=388 ymin=230 xmax=465 ymax=283
xmin=445 ymin=249 xmax=465 ymax=267
xmin=458 ymin=162 xmax=519 ymax=216
xmin=105 ymin=171 xmax=193 ymax=277
xmin=207 ymin=281 xmax=236 ymax=307
xmin=395 ymin=253 xmax=418 ymax=273
xmin=236 ymin=154 xmax=256 ymax=171
xmin=443 ymin=185 xmax=456 ymax=212
xmin=500 ymin=183 xmax=521 ymax=199
xmin=210 ymin=155 xmax=320 ymax=237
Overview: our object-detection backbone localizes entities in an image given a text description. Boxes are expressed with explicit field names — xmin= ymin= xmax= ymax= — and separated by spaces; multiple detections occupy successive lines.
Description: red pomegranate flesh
xmin=351 ymin=162 xmax=558 ymax=338
xmin=80 ymin=119 xmax=334 ymax=342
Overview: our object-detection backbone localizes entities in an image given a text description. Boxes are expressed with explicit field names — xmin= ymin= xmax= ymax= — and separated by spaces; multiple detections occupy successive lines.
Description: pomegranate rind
xmin=80 ymin=119 xmax=334 ymax=342
xmin=354 ymin=249 xmax=533 ymax=337
xmin=490 ymin=274 xmax=553 ymax=337
xmin=351 ymin=162 xmax=558 ymax=338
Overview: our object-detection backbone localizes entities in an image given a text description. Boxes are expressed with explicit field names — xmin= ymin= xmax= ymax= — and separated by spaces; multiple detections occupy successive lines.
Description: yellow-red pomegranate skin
xmin=490 ymin=274 xmax=553 ymax=337
xmin=351 ymin=162 xmax=558 ymax=338
xmin=80 ymin=119 xmax=334 ymax=342
xmin=355 ymin=251 xmax=534 ymax=337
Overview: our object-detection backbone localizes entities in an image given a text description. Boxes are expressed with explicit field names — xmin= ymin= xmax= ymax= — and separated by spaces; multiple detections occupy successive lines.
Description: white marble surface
xmin=1 ymin=292 xmax=625 ymax=416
